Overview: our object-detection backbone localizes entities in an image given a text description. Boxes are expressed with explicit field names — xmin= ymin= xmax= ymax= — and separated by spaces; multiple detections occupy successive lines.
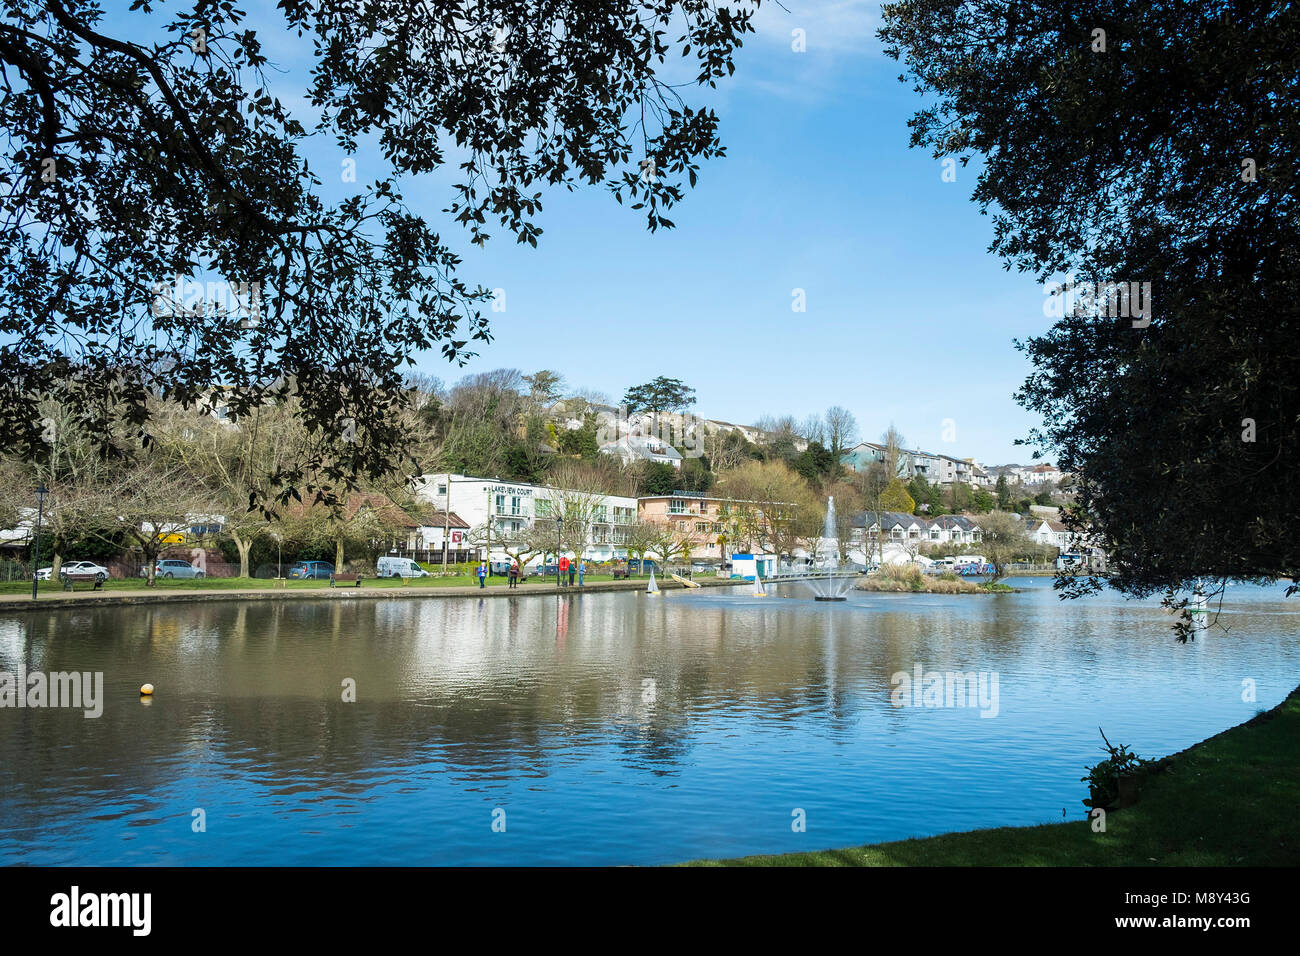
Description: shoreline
xmin=0 ymin=575 xmax=747 ymax=613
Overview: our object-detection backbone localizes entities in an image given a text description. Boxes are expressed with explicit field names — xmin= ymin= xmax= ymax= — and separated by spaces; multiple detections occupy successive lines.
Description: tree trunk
xmin=232 ymin=530 xmax=252 ymax=578
xmin=335 ymin=538 xmax=344 ymax=570
xmin=50 ymin=551 xmax=63 ymax=578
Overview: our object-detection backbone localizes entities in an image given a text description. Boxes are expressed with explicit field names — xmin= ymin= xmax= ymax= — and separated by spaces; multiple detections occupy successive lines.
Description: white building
xmin=413 ymin=473 xmax=637 ymax=564
xmin=598 ymin=433 xmax=684 ymax=469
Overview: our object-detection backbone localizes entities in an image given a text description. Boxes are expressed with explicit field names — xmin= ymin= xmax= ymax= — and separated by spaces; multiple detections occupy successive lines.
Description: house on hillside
xmin=599 ymin=433 xmax=684 ymax=469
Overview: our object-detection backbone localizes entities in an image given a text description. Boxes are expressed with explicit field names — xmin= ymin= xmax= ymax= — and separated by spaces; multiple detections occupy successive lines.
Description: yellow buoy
xmin=140 ymin=683 xmax=154 ymax=696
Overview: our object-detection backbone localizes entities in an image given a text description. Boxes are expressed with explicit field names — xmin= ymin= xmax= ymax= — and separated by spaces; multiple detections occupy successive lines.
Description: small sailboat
xmin=670 ymin=572 xmax=700 ymax=589
xmin=646 ymin=570 xmax=660 ymax=596
xmin=752 ymin=571 xmax=767 ymax=597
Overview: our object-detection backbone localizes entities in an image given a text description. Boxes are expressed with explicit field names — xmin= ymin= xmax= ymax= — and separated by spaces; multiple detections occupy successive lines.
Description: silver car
xmin=146 ymin=559 xmax=205 ymax=579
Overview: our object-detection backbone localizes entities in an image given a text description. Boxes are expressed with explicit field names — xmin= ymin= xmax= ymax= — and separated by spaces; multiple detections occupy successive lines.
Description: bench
xmin=61 ymin=573 xmax=104 ymax=592
xmin=612 ymin=566 xmax=631 ymax=579
xmin=329 ymin=573 xmax=363 ymax=588
xmin=273 ymin=578 xmax=287 ymax=589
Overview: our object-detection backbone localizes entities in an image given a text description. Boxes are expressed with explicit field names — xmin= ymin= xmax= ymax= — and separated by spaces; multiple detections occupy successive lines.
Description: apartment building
xmin=413 ymin=473 xmax=637 ymax=563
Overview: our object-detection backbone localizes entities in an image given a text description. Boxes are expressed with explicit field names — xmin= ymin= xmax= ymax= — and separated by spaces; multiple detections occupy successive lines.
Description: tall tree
xmin=880 ymin=424 xmax=909 ymax=479
xmin=824 ymin=406 xmax=859 ymax=458
xmin=881 ymin=1 xmax=1300 ymax=619
xmin=621 ymin=377 xmax=697 ymax=433
xmin=1 ymin=1 xmax=756 ymax=505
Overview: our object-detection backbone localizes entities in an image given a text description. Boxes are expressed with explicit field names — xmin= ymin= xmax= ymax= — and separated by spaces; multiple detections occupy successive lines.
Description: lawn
xmin=686 ymin=683 xmax=1300 ymax=866
xmin=0 ymin=572 xmax=633 ymax=594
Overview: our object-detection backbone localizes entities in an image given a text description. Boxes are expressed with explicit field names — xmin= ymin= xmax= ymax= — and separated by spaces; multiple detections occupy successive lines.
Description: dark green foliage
xmin=794 ymin=441 xmax=834 ymax=483
xmin=621 ymin=377 xmax=697 ymax=419
xmin=995 ymin=475 xmax=1012 ymax=510
xmin=882 ymin=0 xmax=1300 ymax=604
xmin=1 ymin=2 xmax=753 ymax=505
xmin=678 ymin=456 xmax=714 ymax=493
xmin=907 ymin=475 xmax=944 ymax=515
xmin=639 ymin=461 xmax=678 ymax=496
xmin=557 ymin=413 xmax=600 ymax=459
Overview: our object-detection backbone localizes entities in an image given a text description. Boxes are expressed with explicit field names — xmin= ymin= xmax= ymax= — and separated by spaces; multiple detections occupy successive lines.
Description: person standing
xmin=578 ymin=560 xmax=586 ymax=587
xmin=476 ymin=562 xmax=487 ymax=589
xmin=558 ymin=555 xmax=569 ymax=587
xmin=568 ymin=558 xmax=577 ymax=588
xmin=508 ymin=561 xmax=519 ymax=589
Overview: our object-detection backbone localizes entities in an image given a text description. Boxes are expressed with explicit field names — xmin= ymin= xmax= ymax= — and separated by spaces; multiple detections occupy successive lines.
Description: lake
xmin=1 ymin=578 xmax=1297 ymax=865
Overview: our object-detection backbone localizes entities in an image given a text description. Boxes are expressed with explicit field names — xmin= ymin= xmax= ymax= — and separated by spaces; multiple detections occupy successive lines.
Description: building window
xmin=668 ymin=499 xmax=688 ymax=515
xmin=511 ymin=496 xmax=522 ymax=516
xmin=495 ymin=494 xmax=505 ymax=514
xmin=436 ymin=483 xmax=447 ymax=496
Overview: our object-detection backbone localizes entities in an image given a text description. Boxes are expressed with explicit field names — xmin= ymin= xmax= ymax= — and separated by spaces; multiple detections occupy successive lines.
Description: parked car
xmin=43 ymin=561 xmax=110 ymax=582
xmin=141 ymin=559 xmax=204 ymax=579
xmin=288 ymin=560 xmax=335 ymax=579
xmin=376 ymin=556 xmax=429 ymax=578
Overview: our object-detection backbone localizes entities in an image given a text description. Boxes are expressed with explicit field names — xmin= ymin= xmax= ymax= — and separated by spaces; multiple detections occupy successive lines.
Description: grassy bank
xmin=856 ymin=565 xmax=1014 ymax=594
xmin=687 ymin=683 xmax=1300 ymax=866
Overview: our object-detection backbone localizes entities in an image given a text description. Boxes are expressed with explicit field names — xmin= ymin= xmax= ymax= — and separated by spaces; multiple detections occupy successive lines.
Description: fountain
xmin=808 ymin=496 xmax=854 ymax=601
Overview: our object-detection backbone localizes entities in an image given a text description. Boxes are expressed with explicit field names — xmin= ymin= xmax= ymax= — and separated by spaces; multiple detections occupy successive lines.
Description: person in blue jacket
xmin=476 ymin=562 xmax=487 ymax=588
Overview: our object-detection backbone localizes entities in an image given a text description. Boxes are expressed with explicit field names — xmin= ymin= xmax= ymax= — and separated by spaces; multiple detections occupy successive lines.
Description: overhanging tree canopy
xmin=880 ymin=0 xmax=1300 ymax=611
xmin=1 ymin=0 xmax=757 ymax=506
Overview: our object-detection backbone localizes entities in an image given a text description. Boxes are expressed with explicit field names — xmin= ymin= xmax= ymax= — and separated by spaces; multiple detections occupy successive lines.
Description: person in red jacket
xmin=558 ymin=555 xmax=569 ymax=587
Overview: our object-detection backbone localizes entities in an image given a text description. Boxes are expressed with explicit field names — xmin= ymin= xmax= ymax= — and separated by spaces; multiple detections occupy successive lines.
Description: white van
xmin=376 ymin=556 xmax=429 ymax=578
xmin=953 ymin=554 xmax=986 ymax=568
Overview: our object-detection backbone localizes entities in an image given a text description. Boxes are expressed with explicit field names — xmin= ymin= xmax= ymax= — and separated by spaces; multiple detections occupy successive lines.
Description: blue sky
xmin=111 ymin=1 xmax=1055 ymax=466
xmin=435 ymin=4 xmax=1051 ymax=465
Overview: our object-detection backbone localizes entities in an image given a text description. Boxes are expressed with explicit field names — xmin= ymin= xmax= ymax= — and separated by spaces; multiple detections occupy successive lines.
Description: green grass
xmin=685 ymin=684 xmax=1300 ymax=866
xmin=0 ymin=573 xmax=629 ymax=594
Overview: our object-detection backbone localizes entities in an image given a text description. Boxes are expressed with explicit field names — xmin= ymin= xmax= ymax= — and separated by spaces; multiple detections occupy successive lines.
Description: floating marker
xmin=140 ymin=683 xmax=154 ymax=696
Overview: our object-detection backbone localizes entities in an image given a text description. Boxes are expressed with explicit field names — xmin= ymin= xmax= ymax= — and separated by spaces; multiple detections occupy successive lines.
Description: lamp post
xmin=31 ymin=484 xmax=48 ymax=600
xmin=555 ymin=515 xmax=563 ymax=590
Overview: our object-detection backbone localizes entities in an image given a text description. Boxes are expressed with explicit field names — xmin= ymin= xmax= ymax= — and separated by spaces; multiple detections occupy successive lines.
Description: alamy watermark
xmin=1042 ymin=275 xmax=1153 ymax=328
xmin=595 ymin=405 xmax=705 ymax=458
xmin=890 ymin=664 xmax=999 ymax=718
xmin=151 ymin=277 xmax=262 ymax=327
xmin=0 ymin=669 xmax=104 ymax=718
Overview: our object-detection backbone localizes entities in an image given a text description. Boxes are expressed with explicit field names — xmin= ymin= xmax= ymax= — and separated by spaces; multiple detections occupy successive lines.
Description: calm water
xmin=1 ymin=578 xmax=1297 ymax=866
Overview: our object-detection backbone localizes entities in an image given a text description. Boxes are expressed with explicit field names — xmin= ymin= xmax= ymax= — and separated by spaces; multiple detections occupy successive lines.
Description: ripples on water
xmin=1 ymin=578 xmax=1297 ymax=865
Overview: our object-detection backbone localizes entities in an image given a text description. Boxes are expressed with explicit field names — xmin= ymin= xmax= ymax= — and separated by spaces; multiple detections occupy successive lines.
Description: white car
xmin=45 ymin=561 xmax=110 ymax=582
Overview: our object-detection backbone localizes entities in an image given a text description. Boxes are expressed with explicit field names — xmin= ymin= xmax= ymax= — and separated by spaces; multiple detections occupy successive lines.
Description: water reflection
xmin=1 ymin=579 xmax=1297 ymax=865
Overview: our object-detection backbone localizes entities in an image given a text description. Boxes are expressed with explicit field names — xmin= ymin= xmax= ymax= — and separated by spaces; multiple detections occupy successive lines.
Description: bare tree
xmin=881 ymin=424 xmax=909 ymax=479
xmin=800 ymin=413 xmax=826 ymax=447
xmin=619 ymin=520 xmax=661 ymax=575
xmin=825 ymin=406 xmax=859 ymax=455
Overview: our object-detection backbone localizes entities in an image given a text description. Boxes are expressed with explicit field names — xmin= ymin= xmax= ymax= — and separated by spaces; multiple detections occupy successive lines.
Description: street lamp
xmin=555 ymin=516 xmax=563 ymax=590
xmin=31 ymin=484 xmax=48 ymax=600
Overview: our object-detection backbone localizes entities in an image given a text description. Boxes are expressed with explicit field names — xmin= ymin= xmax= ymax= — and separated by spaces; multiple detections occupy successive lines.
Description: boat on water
xmin=753 ymin=572 xmax=767 ymax=597
xmin=647 ymin=570 xmax=660 ymax=595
